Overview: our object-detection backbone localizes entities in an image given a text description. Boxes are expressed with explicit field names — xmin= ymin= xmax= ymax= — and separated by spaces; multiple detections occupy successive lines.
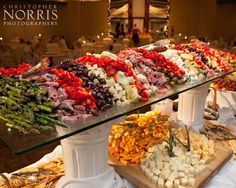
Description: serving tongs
xmin=202 ymin=120 xmax=236 ymax=140
xmin=22 ymin=58 xmax=73 ymax=79
xmin=204 ymin=87 xmax=219 ymax=120
xmin=175 ymin=125 xmax=191 ymax=152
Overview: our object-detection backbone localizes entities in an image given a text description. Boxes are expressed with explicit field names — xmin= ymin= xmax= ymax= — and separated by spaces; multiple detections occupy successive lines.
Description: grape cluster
xmin=65 ymin=64 xmax=113 ymax=111
xmin=184 ymin=46 xmax=208 ymax=64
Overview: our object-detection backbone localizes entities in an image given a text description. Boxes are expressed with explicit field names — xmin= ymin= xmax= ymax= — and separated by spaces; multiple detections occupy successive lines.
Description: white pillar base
xmin=56 ymin=117 xmax=135 ymax=188
xmin=56 ymin=166 xmax=134 ymax=188
xmin=177 ymin=84 xmax=209 ymax=132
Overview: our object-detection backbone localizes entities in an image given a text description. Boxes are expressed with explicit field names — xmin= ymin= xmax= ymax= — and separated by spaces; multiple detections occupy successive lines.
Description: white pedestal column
xmin=56 ymin=117 xmax=134 ymax=188
xmin=177 ymin=84 xmax=209 ymax=132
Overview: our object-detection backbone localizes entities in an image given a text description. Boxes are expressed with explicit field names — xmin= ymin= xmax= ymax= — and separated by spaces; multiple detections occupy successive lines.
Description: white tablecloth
xmin=5 ymin=145 xmax=235 ymax=188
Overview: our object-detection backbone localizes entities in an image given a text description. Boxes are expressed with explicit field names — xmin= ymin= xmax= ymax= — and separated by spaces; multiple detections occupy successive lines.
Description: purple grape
xmin=63 ymin=63 xmax=114 ymax=111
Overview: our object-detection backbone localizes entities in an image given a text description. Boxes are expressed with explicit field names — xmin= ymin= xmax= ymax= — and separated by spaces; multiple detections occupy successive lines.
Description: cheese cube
xmin=195 ymin=154 xmax=201 ymax=160
xmin=144 ymin=168 xmax=151 ymax=176
xmin=152 ymin=175 xmax=159 ymax=184
xmin=170 ymin=165 xmax=178 ymax=172
xmin=148 ymin=147 xmax=155 ymax=153
xmin=202 ymin=151 xmax=209 ymax=157
xmin=159 ymin=144 xmax=166 ymax=150
xmin=186 ymin=152 xmax=191 ymax=157
xmin=178 ymin=185 xmax=185 ymax=188
xmin=191 ymin=159 xmax=199 ymax=165
xmin=172 ymin=171 xmax=179 ymax=178
xmin=163 ymin=156 xmax=170 ymax=162
xmin=177 ymin=165 xmax=185 ymax=172
xmin=165 ymin=180 xmax=173 ymax=188
xmin=169 ymin=173 xmax=176 ymax=182
xmin=197 ymin=165 xmax=206 ymax=173
xmin=109 ymin=87 xmax=116 ymax=94
xmin=164 ymin=162 xmax=170 ymax=170
xmin=147 ymin=172 xmax=154 ymax=179
xmin=202 ymin=156 xmax=209 ymax=162
xmin=186 ymin=157 xmax=191 ymax=163
xmin=158 ymin=178 xmax=164 ymax=188
xmin=188 ymin=177 xmax=195 ymax=186
xmin=180 ymin=177 xmax=188 ymax=186
xmin=200 ymin=159 xmax=206 ymax=164
xmin=189 ymin=166 xmax=195 ymax=175
xmin=154 ymin=169 xmax=161 ymax=176
xmin=178 ymin=172 xmax=185 ymax=178
xmin=174 ymin=179 xmax=180 ymax=188
xmin=160 ymin=170 xmax=170 ymax=180
xmin=149 ymin=161 xmax=155 ymax=168
xmin=154 ymin=147 xmax=161 ymax=153
xmin=157 ymin=161 xmax=163 ymax=169
xmin=184 ymin=168 xmax=189 ymax=174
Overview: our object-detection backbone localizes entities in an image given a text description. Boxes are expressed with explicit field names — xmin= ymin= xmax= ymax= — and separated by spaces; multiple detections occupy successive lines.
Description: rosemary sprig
xmin=164 ymin=128 xmax=177 ymax=157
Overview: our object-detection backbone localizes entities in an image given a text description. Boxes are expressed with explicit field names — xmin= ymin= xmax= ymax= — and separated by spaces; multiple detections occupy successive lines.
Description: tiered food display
xmin=0 ymin=43 xmax=235 ymax=133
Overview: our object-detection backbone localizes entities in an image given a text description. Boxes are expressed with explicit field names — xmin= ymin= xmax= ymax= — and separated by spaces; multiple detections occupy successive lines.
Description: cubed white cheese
xmin=164 ymin=162 xmax=170 ymax=170
xmin=177 ymin=165 xmax=185 ymax=172
xmin=160 ymin=170 xmax=170 ymax=180
xmin=158 ymin=178 xmax=164 ymax=188
xmin=197 ymin=165 xmax=206 ymax=173
xmin=178 ymin=172 xmax=185 ymax=178
xmin=144 ymin=168 xmax=151 ymax=176
xmin=157 ymin=161 xmax=163 ymax=169
xmin=152 ymin=175 xmax=159 ymax=184
xmin=189 ymin=166 xmax=196 ymax=175
xmin=174 ymin=179 xmax=180 ymax=188
xmin=109 ymin=86 xmax=116 ymax=94
xmin=149 ymin=161 xmax=155 ymax=169
xmin=180 ymin=177 xmax=188 ymax=186
xmin=170 ymin=165 xmax=178 ymax=172
xmin=191 ymin=159 xmax=199 ymax=166
xmin=188 ymin=177 xmax=195 ymax=186
xmin=147 ymin=171 xmax=154 ymax=179
xmin=184 ymin=169 xmax=189 ymax=174
xmin=148 ymin=147 xmax=155 ymax=153
xmin=154 ymin=169 xmax=161 ymax=176
xmin=169 ymin=173 xmax=176 ymax=182
xmin=172 ymin=171 xmax=179 ymax=179
xmin=165 ymin=180 xmax=173 ymax=188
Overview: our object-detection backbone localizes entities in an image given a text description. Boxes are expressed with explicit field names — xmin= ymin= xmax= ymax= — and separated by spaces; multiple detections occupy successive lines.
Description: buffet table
xmin=2 ymin=143 xmax=236 ymax=188
xmin=0 ymin=42 xmax=236 ymax=188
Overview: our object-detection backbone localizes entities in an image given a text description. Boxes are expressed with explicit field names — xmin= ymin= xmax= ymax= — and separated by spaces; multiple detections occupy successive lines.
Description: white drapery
xmin=111 ymin=4 xmax=167 ymax=18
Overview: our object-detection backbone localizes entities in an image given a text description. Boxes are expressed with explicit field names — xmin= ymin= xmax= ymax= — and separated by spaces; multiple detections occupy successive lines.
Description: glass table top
xmin=0 ymin=68 xmax=235 ymax=155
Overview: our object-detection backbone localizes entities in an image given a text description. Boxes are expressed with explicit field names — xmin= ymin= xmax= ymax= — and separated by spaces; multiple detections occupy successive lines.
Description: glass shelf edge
xmin=0 ymin=69 xmax=235 ymax=155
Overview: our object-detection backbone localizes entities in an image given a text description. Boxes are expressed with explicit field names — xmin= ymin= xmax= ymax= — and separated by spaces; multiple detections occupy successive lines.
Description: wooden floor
xmin=0 ymin=140 xmax=59 ymax=173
